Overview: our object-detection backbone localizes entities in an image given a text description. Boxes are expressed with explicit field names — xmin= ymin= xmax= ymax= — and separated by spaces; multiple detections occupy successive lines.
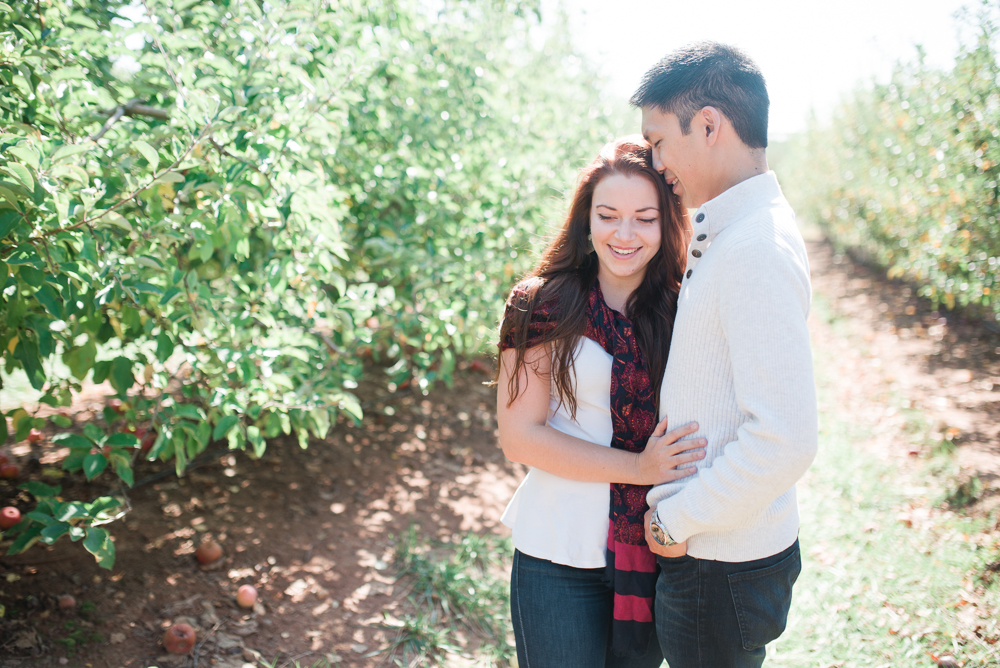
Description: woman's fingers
xmin=656 ymin=421 xmax=699 ymax=447
xmin=651 ymin=416 xmax=670 ymax=438
xmin=667 ymin=437 xmax=707 ymax=456
xmin=661 ymin=465 xmax=698 ymax=482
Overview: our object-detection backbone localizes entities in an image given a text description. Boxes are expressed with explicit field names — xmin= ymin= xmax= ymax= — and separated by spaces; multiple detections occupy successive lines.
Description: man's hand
xmin=644 ymin=507 xmax=688 ymax=558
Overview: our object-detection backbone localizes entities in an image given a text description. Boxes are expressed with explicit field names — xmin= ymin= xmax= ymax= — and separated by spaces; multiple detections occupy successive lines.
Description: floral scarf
xmin=501 ymin=281 xmax=658 ymax=658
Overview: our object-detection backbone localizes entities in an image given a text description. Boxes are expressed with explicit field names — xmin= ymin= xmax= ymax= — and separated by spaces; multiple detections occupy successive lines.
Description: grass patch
xmin=387 ymin=527 xmax=515 ymax=667
xmin=769 ymin=329 xmax=1000 ymax=667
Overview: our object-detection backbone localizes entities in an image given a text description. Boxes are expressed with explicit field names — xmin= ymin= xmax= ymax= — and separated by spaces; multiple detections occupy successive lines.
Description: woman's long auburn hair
xmin=497 ymin=135 xmax=689 ymax=417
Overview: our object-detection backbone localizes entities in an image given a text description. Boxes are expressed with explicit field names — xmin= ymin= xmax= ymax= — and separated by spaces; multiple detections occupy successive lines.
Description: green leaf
xmin=12 ymin=334 xmax=44 ymax=390
xmin=6 ymin=525 xmax=43 ymax=555
xmin=52 ymin=143 xmax=92 ymax=163
xmin=62 ymin=450 xmax=85 ymax=472
xmin=50 ymin=414 xmax=72 ymax=428
xmin=83 ymin=452 xmax=108 ymax=480
xmin=2 ymin=163 xmax=34 ymax=192
xmin=83 ymin=423 xmax=105 ymax=443
xmin=64 ymin=339 xmax=97 ymax=380
xmin=212 ymin=414 xmax=239 ymax=440
xmin=155 ymin=332 xmax=174 ymax=363
xmin=0 ymin=413 xmax=6 ymax=444
xmin=14 ymin=414 xmax=33 ymax=442
xmin=173 ymin=404 xmax=205 ymax=421
xmin=114 ymin=459 xmax=134 ymax=486
xmin=110 ymin=356 xmax=135 ymax=395
xmin=83 ymin=527 xmax=115 ymax=570
xmin=54 ymin=433 xmax=94 ymax=449
xmin=92 ymin=359 xmax=112 ymax=384
xmin=40 ymin=522 xmax=71 ymax=544
xmin=0 ymin=210 xmax=19 ymax=239
xmin=106 ymin=432 xmax=138 ymax=447
xmin=8 ymin=145 xmax=40 ymax=169
xmin=25 ymin=511 xmax=56 ymax=526
xmin=247 ymin=425 xmax=265 ymax=458
xmin=19 ymin=481 xmax=61 ymax=497
xmin=18 ymin=265 xmax=44 ymax=287
xmin=132 ymin=140 xmax=159 ymax=172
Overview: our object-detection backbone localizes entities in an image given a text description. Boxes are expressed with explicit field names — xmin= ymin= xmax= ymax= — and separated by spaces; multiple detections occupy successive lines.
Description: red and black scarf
xmin=502 ymin=281 xmax=659 ymax=658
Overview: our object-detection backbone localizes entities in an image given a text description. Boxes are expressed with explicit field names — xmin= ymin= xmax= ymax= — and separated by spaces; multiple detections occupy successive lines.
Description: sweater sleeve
xmin=655 ymin=233 xmax=819 ymax=542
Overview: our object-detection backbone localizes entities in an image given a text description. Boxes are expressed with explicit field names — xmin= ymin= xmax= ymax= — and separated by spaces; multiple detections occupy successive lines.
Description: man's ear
xmin=700 ymin=106 xmax=723 ymax=147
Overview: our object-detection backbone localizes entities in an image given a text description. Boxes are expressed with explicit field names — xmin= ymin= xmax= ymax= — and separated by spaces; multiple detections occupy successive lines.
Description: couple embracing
xmin=496 ymin=43 xmax=818 ymax=668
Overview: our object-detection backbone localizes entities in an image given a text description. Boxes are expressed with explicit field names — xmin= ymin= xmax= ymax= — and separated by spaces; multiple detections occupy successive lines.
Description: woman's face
xmin=590 ymin=172 xmax=662 ymax=288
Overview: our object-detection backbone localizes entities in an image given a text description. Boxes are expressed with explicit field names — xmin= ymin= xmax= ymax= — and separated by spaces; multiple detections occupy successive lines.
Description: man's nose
xmin=652 ymin=153 xmax=665 ymax=174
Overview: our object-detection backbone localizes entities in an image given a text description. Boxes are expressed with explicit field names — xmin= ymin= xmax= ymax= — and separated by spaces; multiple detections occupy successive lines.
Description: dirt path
xmin=1 ymin=232 xmax=998 ymax=667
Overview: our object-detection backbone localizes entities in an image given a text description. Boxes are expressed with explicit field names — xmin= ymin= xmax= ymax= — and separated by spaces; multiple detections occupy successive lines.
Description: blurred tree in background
xmin=782 ymin=4 xmax=1000 ymax=321
xmin=0 ymin=0 xmax=628 ymax=565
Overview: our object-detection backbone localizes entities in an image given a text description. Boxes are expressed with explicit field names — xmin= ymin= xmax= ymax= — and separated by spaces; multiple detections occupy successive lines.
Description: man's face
xmin=641 ymin=106 xmax=704 ymax=209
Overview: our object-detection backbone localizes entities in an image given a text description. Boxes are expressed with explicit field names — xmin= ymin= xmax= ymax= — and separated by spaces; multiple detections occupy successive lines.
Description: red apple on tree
xmin=163 ymin=622 xmax=196 ymax=654
xmin=27 ymin=428 xmax=43 ymax=443
xmin=195 ymin=540 xmax=222 ymax=565
xmin=108 ymin=398 xmax=124 ymax=414
xmin=236 ymin=584 xmax=258 ymax=608
xmin=137 ymin=427 xmax=156 ymax=452
xmin=0 ymin=506 xmax=21 ymax=529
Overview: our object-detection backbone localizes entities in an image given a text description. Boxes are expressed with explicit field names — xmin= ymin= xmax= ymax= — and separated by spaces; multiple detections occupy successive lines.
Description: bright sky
xmin=560 ymin=0 xmax=976 ymax=140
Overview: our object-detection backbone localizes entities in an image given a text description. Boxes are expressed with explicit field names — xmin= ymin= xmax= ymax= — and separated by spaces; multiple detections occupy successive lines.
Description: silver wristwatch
xmin=649 ymin=509 xmax=677 ymax=547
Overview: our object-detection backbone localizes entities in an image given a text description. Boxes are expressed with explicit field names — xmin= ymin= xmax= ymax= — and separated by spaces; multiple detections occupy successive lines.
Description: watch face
xmin=650 ymin=523 xmax=668 ymax=546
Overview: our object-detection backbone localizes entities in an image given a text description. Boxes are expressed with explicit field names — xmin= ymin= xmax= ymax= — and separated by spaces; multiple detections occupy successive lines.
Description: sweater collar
xmin=691 ymin=171 xmax=783 ymax=242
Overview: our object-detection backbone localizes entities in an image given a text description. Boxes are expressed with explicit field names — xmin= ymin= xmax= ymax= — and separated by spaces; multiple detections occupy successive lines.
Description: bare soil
xmin=1 ymin=233 xmax=998 ymax=667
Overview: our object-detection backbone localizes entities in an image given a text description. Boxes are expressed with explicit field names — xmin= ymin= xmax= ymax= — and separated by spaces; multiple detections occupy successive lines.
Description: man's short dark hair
xmin=631 ymin=42 xmax=769 ymax=149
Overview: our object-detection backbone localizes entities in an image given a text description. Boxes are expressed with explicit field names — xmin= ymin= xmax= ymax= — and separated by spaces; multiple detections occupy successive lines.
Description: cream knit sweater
xmin=648 ymin=171 xmax=818 ymax=563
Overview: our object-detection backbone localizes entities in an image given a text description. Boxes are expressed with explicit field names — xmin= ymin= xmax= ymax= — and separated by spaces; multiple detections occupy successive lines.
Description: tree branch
xmin=1 ymin=122 xmax=212 ymax=257
xmin=89 ymin=105 xmax=125 ymax=141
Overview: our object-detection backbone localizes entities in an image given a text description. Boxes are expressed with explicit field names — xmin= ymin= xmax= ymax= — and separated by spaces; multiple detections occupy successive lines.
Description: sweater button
xmin=686 ymin=269 xmax=692 ymax=278
xmin=692 ymin=249 xmax=702 ymax=258
xmin=696 ymin=234 xmax=707 ymax=241
xmin=695 ymin=213 xmax=705 ymax=223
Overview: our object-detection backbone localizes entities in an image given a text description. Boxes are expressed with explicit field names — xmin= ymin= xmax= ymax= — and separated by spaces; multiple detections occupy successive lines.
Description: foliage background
xmin=779 ymin=4 xmax=1000 ymax=322
xmin=0 ymin=0 xmax=630 ymax=565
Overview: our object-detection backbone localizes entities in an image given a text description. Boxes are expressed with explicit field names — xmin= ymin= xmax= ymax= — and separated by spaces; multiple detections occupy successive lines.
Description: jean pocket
xmin=727 ymin=547 xmax=802 ymax=651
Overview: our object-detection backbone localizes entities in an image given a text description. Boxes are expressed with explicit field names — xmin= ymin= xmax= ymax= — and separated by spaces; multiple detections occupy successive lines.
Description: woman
xmin=496 ymin=136 xmax=703 ymax=667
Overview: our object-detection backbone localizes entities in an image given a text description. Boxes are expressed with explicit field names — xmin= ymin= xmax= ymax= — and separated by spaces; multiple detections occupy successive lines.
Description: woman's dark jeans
xmin=510 ymin=549 xmax=664 ymax=668
xmin=654 ymin=540 xmax=801 ymax=668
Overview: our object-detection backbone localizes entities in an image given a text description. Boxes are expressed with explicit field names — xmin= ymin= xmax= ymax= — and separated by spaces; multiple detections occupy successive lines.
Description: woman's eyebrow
xmin=595 ymin=204 xmax=617 ymax=211
xmin=635 ymin=206 xmax=659 ymax=212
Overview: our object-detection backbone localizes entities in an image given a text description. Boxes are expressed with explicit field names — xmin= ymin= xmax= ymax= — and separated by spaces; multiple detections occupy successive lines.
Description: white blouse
xmin=500 ymin=337 xmax=614 ymax=568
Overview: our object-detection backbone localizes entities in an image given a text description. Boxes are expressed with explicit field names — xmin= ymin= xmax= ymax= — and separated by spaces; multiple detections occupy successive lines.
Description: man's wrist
xmin=649 ymin=508 xmax=677 ymax=547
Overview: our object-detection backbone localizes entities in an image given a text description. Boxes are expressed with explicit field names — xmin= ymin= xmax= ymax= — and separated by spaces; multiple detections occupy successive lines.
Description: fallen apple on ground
xmin=236 ymin=584 xmax=258 ymax=608
xmin=163 ymin=622 xmax=196 ymax=654
xmin=195 ymin=540 xmax=222 ymax=565
xmin=0 ymin=463 xmax=19 ymax=479
xmin=58 ymin=595 xmax=76 ymax=611
xmin=27 ymin=428 xmax=43 ymax=443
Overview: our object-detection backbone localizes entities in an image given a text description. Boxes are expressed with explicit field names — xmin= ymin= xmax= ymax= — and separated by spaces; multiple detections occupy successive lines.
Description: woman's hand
xmin=634 ymin=417 xmax=705 ymax=486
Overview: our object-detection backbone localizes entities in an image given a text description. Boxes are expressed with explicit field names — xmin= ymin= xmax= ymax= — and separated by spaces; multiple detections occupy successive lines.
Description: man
xmin=634 ymin=42 xmax=818 ymax=668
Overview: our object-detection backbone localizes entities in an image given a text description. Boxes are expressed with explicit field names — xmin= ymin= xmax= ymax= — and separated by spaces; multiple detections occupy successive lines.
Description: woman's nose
xmin=615 ymin=220 xmax=637 ymax=240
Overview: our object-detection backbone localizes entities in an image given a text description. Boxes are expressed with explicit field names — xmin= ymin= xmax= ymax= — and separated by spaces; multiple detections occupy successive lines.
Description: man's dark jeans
xmin=654 ymin=540 xmax=801 ymax=668
xmin=510 ymin=549 xmax=664 ymax=668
